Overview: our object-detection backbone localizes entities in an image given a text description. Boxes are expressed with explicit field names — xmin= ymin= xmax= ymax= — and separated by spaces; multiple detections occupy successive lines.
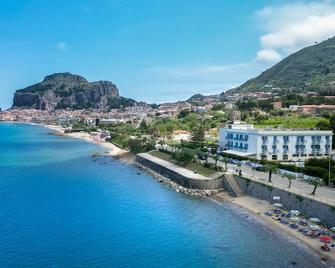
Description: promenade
xmin=160 ymin=145 xmax=335 ymax=206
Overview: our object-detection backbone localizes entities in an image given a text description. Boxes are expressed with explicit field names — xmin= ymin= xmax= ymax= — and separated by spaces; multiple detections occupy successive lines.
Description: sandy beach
xmin=44 ymin=124 xmax=129 ymax=158
xmin=218 ymin=194 xmax=335 ymax=265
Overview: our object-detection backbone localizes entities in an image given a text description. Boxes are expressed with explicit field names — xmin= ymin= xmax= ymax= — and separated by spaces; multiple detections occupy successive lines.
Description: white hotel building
xmin=219 ymin=122 xmax=333 ymax=161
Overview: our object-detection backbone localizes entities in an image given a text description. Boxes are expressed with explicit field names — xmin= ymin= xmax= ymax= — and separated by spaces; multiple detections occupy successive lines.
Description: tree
xmin=157 ymin=124 xmax=168 ymax=142
xmin=127 ymin=138 xmax=143 ymax=154
xmin=195 ymin=148 xmax=202 ymax=164
xmin=262 ymin=164 xmax=278 ymax=183
xmin=191 ymin=125 xmax=205 ymax=147
xmin=283 ymin=174 xmax=296 ymax=188
xmin=252 ymin=166 xmax=256 ymax=178
xmin=308 ymin=177 xmax=323 ymax=195
xmin=222 ymin=156 xmax=228 ymax=172
xmin=213 ymin=154 xmax=219 ymax=169
xmin=158 ymin=139 xmax=165 ymax=149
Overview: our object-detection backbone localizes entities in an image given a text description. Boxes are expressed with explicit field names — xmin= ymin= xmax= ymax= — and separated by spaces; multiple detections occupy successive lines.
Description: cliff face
xmin=12 ymin=72 xmax=128 ymax=110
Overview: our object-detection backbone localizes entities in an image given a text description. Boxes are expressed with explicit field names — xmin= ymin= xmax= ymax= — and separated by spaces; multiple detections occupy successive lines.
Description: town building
xmin=272 ymin=101 xmax=282 ymax=110
xmin=172 ymin=130 xmax=191 ymax=141
xmin=297 ymin=105 xmax=335 ymax=115
xmin=219 ymin=122 xmax=333 ymax=161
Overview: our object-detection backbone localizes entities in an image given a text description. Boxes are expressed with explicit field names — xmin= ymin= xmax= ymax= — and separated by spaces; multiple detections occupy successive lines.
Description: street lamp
xmin=329 ymin=152 xmax=333 ymax=187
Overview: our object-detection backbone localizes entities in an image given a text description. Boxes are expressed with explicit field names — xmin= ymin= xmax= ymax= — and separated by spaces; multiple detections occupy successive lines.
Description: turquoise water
xmin=0 ymin=123 xmax=322 ymax=267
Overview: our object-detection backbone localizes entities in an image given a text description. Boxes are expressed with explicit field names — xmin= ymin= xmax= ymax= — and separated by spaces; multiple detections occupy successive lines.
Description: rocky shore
xmin=133 ymin=162 xmax=220 ymax=197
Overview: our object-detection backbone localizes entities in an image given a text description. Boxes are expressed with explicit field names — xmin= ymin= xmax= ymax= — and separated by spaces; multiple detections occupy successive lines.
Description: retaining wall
xmin=235 ymin=176 xmax=335 ymax=226
xmin=136 ymin=155 xmax=224 ymax=190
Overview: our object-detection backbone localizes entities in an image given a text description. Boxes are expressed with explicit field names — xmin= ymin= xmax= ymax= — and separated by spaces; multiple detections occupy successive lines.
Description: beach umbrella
xmin=289 ymin=210 xmax=300 ymax=216
xmin=309 ymin=217 xmax=320 ymax=223
xmin=320 ymin=236 xmax=332 ymax=243
xmin=331 ymin=227 xmax=335 ymax=232
xmin=273 ymin=203 xmax=283 ymax=208
xmin=309 ymin=224 xmax=321 ymax=231
xmin=290 ymin=216 xmax=300 ymax=222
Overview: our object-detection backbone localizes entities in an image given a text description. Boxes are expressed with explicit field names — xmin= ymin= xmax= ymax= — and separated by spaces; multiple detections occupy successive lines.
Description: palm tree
xmin=252 ymin=166 xmax=256 ymax=178
xmin=283 ymin=174 xmax=296 ymax=188
xmin=308 ymin=177 xmax=323 ymax=195
xmin=213 ymin=154 xmax=220 ymax=169
xmin=222 ymin=156 xmax=228 ymax=172
xmin=262 ymin=164 xmax=278 ymax=183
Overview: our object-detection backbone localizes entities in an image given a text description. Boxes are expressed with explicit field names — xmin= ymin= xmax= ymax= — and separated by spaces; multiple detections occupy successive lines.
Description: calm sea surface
xmin=0 ymin=123 xmax=322 ymax=267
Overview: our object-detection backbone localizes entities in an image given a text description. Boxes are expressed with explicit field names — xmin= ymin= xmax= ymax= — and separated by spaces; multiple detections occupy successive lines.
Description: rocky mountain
xmin=13 ymin=72 xmax=136 ymax=110
xmin=226 ymin=36 xmax=335 ymax=95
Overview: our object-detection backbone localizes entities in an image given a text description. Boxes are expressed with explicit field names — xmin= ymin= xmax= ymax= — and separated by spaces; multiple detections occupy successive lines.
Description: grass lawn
xmin=252 ymin=116 xmax=329 ymax=129
xmin=149 ymin=150 xmax=217 ymax=177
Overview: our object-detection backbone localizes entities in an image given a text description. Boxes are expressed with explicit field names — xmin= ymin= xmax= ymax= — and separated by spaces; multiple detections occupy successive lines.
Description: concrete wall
xmin=235 ymin=176 xmax=335 ymax=226
xmin=136 ymin=155 xmax=224 ymax=190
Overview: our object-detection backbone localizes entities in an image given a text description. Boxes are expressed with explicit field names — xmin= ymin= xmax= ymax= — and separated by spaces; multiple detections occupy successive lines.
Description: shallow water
xmin=0 ymin=123 xmax=322 ymax=267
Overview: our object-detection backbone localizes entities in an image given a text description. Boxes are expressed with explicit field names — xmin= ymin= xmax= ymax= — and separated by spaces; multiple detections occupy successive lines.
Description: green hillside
xmin=228 ymin=36 xmax=335 ymax=95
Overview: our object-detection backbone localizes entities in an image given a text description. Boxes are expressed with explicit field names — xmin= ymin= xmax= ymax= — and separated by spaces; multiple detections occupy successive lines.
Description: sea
xmin=0 ymin=123 xmax=323 ymax=267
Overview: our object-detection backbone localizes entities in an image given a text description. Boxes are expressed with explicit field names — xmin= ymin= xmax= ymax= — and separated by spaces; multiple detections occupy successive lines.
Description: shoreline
xmin=29 ymin=123 xmax=335 ymax=265
xmin=216 ymin=195 xmax=335 ymax=266
xmin=43 ymin=124 xmax=129 ymax=158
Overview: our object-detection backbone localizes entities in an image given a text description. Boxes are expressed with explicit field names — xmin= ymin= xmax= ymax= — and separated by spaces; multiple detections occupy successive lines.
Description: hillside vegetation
xmin=228 ymin=36 xmax=335 ymax=94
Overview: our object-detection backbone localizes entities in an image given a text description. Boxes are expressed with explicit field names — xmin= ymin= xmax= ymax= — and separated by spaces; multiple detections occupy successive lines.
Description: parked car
xmin=228 ymin=159 xmax=240 ymax=165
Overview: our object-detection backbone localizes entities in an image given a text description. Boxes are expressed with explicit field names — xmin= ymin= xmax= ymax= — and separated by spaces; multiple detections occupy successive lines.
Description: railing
xmin=235 ymin=171 xmax=335 ymax=206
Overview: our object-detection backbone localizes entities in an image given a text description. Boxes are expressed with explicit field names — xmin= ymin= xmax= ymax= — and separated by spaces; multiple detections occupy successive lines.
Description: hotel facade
xmin=219 ymin=123 xmax=333 ymax=161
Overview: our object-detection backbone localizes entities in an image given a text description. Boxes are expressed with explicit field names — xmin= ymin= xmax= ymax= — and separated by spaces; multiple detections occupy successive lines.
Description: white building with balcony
xmin=219 ymin=122 xmax=333 ymax=161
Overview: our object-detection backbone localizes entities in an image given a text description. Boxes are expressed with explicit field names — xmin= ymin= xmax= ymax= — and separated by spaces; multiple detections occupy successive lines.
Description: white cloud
xmin=255 ymin=1 xmax=335 ymax=62
xmin=143 ymin=62 xmax=269 ymax=99
xmin=56 ymin=42 xmax=68 ymax=51
xmin=256 ymin=49 xmax=282 ymax=62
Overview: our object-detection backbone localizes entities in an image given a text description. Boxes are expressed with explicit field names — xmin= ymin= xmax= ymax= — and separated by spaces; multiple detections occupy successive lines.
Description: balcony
xmin=312 ymin=141 xmax=320 ymax=146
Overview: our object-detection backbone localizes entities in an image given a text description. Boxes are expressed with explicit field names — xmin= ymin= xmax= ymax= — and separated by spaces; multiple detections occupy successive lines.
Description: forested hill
xmin=227 ymin=36 xmax=335 ymax=95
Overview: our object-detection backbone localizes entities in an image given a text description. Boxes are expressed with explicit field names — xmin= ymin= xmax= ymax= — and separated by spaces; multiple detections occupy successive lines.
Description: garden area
xmin=149 ymin=150 xmax=220 ymax=177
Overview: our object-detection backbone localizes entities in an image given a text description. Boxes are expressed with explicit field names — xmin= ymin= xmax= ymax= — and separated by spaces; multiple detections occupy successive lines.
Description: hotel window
xmin=283 ymin=155 xmax=288 ymax=160
xmin=272 ymin=155 xmax=278 ymax=160
xmin=283 ymin=136 xmax=289 ymax=143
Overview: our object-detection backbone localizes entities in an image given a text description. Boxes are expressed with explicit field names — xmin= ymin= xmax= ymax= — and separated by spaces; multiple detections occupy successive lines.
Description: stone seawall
xmin=235 ymin=176 xmax=335 ymax=226
xmin=136 ymin=154 xmax=224 ymax=190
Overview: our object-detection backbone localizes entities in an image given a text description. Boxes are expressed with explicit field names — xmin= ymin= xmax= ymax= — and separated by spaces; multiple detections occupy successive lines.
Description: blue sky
xmin=1 ymin=0 xmax=335 ymax=109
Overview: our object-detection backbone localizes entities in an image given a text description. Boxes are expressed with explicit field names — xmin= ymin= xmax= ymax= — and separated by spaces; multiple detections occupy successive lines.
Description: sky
xmin=1 ymin=0 xmax=335 ymax=109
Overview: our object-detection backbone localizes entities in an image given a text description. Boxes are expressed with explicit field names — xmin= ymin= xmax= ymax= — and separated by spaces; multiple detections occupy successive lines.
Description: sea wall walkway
xmin=136 ymin=153 xmax=225 ymax=190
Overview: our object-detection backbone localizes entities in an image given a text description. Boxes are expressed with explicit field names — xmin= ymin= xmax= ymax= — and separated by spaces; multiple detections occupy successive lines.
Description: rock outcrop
xmin=12 ymin=72 xmax=135 ymax=110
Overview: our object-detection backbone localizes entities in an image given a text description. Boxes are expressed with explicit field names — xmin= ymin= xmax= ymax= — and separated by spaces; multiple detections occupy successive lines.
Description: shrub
xmin=172 ymin=149 xmax=195 ymax=165
xmin=203 ymin=162 xmax=212 ymax=168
